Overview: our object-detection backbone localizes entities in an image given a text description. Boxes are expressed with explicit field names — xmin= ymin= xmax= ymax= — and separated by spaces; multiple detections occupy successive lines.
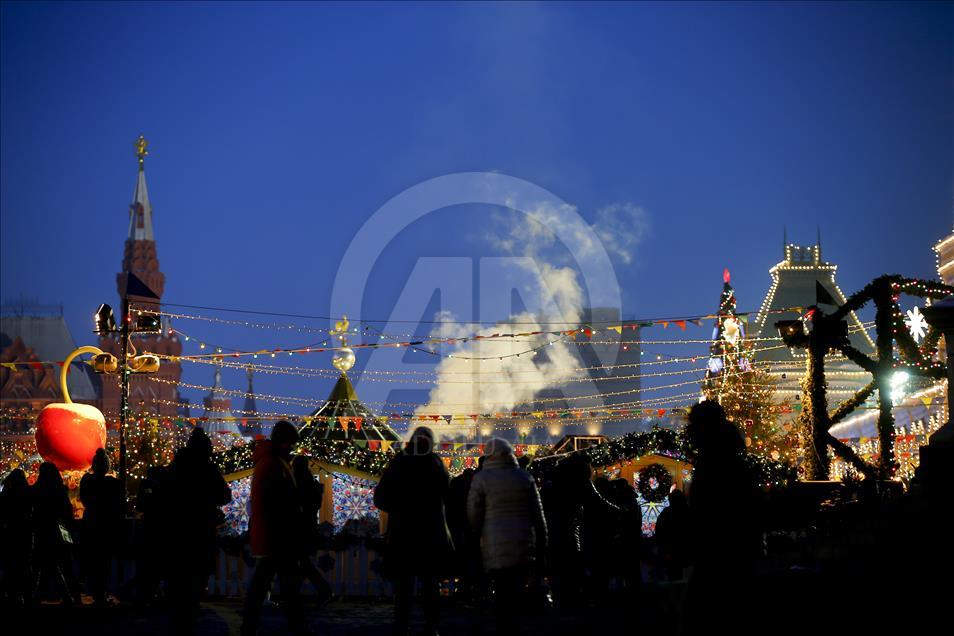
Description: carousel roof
xmin=299 ymin=374 xmax=402 ymax=443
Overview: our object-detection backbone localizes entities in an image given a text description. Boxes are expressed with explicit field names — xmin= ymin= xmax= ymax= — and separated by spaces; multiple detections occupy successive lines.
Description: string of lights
xmin=159 ymin=315 xmax=874 ymax=365
xmin=146 ymin=300 xmax=811 ymax=327
xmin=147 ymin=377 xmax=700 ymax=411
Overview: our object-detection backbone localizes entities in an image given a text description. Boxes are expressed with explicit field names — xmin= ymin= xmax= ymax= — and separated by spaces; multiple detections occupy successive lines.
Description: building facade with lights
xmin=935 ymin=231 xmax=954 ymax=286
xmin=753 ymin=238 xmax=876 ymax=407
xmin=1 ymin=302 xmax=101 ymax=433
xmin=98 ymin=138 xmax=182 ymax=420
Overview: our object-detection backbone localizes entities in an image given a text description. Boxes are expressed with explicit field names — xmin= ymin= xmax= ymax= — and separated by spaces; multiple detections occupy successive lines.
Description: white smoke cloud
xmin=418 ymin=310 xmax=582 ymax=420
xmin=593 ymin=203 xmax=650 ymax=265
xmin=486 ymin=199 xmax=649 ymax=267
xmin=416 ymin=199 xmax=647 ymax=439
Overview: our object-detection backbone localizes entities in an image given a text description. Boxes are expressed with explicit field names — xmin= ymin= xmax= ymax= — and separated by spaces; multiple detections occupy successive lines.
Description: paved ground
xmin=15 ymin=588 xmax=685 ymax=635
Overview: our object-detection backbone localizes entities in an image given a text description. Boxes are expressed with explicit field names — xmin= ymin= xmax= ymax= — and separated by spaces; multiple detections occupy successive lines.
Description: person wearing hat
xmin=467 ymin=437 xmax=547 ymax=635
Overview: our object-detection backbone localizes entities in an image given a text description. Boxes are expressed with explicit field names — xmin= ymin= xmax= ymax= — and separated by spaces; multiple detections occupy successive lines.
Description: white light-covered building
xmin=753 ymin=236 xmax=875 ymax=406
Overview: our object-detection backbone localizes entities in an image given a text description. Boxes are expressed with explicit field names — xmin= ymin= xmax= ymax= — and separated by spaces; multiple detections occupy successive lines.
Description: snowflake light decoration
xmin=221 ymin=476 xmax=252 ymax=536
xmin=332 ymin=472 xmax=378 ymax=530
xmin=905 ymin=306 xmax=927 ymax=343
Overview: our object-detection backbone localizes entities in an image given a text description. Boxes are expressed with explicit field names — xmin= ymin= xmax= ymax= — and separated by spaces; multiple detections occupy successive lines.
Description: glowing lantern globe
xmin=35 ymin=403 xmax=107 ymax=471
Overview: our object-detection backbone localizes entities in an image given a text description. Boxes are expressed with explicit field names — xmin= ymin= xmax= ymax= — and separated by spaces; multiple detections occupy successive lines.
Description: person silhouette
xmin=654 ymin=489 xmax=690 ymax=581
xmin=241 ymin=421 xmax=307 ymax=636
xmin=608 ymin=477 xmax=643 ymax=594
xmin=446 ymin=467 xmax=477 ymax=597
xmin=374 ymin=426 xmax=452 ymax=636
xmin=681 ymin=400 xmax=760 ymax=635
xmin=165 ymin=428 xmax=232 ymax=634
xmin=467 ymin=438 xmax=547 ymax=635
xmin=132 ymin=464 xmax=166 ymax=604
xmin=292 ymin=454 xmax=332 ymax=604
xmin=30 ymin=462 xmax=80 ymax=606
xmin=79 ymin=448 xmax=124 ymax=605
xmin=0 ymin=468 xmax=33 ymax=607
xmin=541 ymin=453 xmax=618 ymax=608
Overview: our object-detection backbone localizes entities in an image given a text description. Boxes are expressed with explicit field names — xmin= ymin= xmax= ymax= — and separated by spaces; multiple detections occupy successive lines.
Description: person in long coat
xmin=165 ymin=428 xmax=232 ymax=634
xmin=30 ymin=462 xmax=80 ymax=605
xmin=540 ymin=453 xmax=618 ymax=608
xmin=79 ymin=448 xmax=124 ymax=605
xmin=0 ymin=468 xmax=33 ymax=606
xmin=681 ymin=400 xmax=760 ymax=635
xmin=467 ymin=438 xmax=547 ymax=635
xmin=373 ymin=426 xmax=452 ymax=636
xmin=241 ymin=421 xmax=307 ymax=636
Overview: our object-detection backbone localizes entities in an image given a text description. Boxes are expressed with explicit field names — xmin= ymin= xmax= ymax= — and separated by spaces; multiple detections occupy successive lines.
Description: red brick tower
xmin=99 ymin=136 xmax=182 ymax=420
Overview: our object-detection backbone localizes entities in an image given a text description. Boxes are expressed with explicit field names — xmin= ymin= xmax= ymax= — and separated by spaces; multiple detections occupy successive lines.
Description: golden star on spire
xmin=135 ymin=135 xmax=149 ymax=168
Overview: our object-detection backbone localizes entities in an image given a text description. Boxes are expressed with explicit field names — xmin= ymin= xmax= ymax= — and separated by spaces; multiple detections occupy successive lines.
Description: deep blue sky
xmin=2 ymin=2 xmax=952 ymax=414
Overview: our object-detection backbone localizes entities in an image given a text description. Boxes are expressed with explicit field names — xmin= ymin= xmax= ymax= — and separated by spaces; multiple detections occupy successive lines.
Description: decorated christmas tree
xmin=703 ymin=268 xmax=746 ymax=395
xmin=703 ymin=269 xmax=796 ymax=463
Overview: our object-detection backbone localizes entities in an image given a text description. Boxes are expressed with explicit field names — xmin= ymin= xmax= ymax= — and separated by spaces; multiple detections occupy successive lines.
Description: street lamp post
xmin=93 ymin=272 xmax=161 ymax=489
xmin=119 ymin=295 xmax=131 ymax=486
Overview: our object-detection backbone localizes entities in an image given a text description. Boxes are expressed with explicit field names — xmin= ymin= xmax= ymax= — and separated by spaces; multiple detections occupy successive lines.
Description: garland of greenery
xmin=215 ymin=436 xmax=396 ymax=477
xmin=827 ymin=380 xmax=876 ymax=429
xmin=214 ymin=424 xmax=798 ymax=488
xmin=527 ymin=427 xmax=796 ymax=487
xmin=799 ymin=275 xmax=952 ymax=479
xmin=637 ymin=463 xmax=673 ymax=503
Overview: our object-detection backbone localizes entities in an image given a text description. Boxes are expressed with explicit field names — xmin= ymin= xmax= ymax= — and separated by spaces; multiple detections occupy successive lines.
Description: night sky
xmin=2 ymin=2 xmax=951 ymax=417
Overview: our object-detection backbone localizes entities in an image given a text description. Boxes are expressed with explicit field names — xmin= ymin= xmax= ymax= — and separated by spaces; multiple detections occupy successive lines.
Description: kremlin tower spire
xmin=243 ymin=366 xmax=261 ymax=438
xmin=129 ymin=135 xmax=154 ymax=241
xmin=203 ymin=365 xmax=241 ymax=436
xmin=99 ymin=136 xmax=182 ymax=419
xmin=117 ymin=135 xmax=165 ymax=310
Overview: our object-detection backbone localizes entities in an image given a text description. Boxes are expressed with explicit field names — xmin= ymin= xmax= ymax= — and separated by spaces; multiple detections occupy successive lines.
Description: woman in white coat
xmin=467 ymin=438 xmax=547 ymax=635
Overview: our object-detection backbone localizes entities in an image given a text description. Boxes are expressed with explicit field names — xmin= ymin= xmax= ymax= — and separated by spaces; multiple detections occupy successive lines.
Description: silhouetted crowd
xmin=0 ymin=427 xmax=233 ymax=633
xmin=371 ymin=401 xmax=757 ymax=636
xmin=3 ymin=399 xmax=946 ymax=635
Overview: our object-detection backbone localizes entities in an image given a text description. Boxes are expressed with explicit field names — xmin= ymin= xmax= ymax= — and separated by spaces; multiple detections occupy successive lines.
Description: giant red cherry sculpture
xmin=34 ymin=344 xmax=110 ymax=471
xmin=35 ymin=402 xmax=107 ymax=471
